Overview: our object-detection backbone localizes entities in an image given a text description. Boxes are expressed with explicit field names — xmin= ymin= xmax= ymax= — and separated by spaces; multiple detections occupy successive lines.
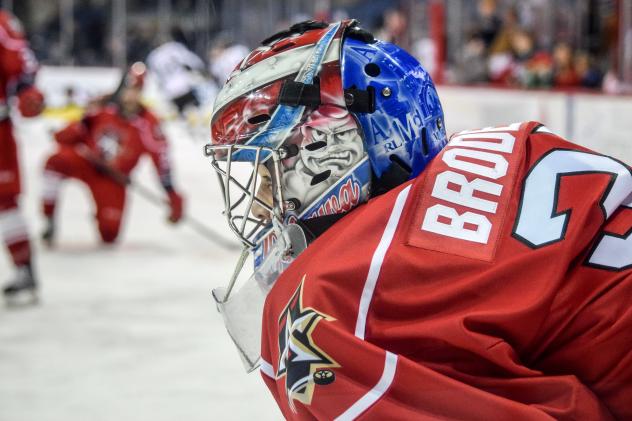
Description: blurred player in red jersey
xmin=205 ymin=21 xmax=632 ymax=420
xmin=41 ymin=62 xmax=184 ymax=246
xmin=0 ymin=9 xmax=45 ymax=300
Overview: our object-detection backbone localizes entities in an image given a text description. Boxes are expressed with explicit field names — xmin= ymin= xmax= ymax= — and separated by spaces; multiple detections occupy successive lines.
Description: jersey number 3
xmin=513 ymin=149 xmax=632 ymax=271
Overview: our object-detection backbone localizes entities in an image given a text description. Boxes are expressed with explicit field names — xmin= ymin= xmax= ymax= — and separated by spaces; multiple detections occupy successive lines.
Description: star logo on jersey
xmin=97 ymin=129 xmax=121 ymax=162
xmin=276 ymin=276 xmax=338 ymax=412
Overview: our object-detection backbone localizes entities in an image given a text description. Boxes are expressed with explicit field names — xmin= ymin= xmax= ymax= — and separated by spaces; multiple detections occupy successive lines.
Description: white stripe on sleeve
xmin=260 ymin=359 xmax=275 ymax=379
xmin=334 ymin=351 xmax=398 ymax=421
xmin=354 ymin=185 xmax=411 ymax=340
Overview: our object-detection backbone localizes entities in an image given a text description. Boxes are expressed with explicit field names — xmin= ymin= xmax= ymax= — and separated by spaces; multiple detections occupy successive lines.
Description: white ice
xmin=0 ymin=116 xmax=282 ymax=421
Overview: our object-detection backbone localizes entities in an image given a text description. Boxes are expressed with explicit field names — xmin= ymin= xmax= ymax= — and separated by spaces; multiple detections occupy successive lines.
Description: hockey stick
xmin=75 ymin=145 xmax=240 ymax=250
xmin=130 ymin=181 xmax=240 ymax=250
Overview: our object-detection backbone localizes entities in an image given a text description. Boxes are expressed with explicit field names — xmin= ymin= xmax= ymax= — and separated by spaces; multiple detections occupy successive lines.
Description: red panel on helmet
xmin=241 ymin=26 xmax=333 ymax=70
xmin=211 ymin=79 xmax=284 ymax=146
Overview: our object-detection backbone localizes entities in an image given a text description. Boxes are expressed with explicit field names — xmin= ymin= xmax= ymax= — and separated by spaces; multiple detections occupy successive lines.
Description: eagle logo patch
xmin=276 ymin=276 xmax=338 ymax=411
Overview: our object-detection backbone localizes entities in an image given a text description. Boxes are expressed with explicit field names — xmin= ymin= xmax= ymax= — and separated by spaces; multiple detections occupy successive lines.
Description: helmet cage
xmin=205 ymin=143 xmax=286 ymax=248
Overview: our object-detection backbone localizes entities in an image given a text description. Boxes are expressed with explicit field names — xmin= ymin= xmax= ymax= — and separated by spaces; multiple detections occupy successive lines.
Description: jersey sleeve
xmin=536 ymin=272 xmax=632 ymax=420
xmin=55 ymin=109 xmax=105 ymax=147
xmin=533 ymin=203 xmax=632 ymax=420
xmin=0 ymin=11 xmax=38 ymax=91
xmin=133 ymin=110 xmax=175 ymax=191
xmin=54 ymin=121 xmax=88 ymax=146
xmin=261 ymin=304 xmax=613 ymax=421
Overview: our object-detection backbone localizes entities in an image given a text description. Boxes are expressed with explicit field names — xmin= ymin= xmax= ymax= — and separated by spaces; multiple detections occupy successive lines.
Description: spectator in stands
xmin=127 ymin=22 xmax=157 ymax=64
xmin=511 ymin=30 xmax=553 ymax=88
xmin=574 ymin=51 xmax=603 ymax=89
xmin=73 ymin=0 xmax=108 ymax=65
xmin=375 ymin=8 xmax=409 ymax=50
xmin=475 ymin=0 xmax=502 ymax=49
xmin=489 ymin=6 xmax=520 ymax=55
xmin=454 ymin=32 xmax=488 ymax=84
xmin=552 ymin=42 xmax=579 ymax=87
xmin=484 ymin=5 xmax=519 ymax=85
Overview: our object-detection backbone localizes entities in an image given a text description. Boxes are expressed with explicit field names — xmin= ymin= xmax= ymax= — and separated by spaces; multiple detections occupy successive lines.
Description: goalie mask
xmin=205 ymin=20 xmax=446 ymax=370
xmin=206 ymin=19 xmax=446 ymax=254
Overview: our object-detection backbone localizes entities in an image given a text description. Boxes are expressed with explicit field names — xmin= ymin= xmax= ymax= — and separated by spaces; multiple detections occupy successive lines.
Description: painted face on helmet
xmin=277 ymin=105 xmax=365 ymax=212
xmin=299 ymin=106 xmax=364 ymax=177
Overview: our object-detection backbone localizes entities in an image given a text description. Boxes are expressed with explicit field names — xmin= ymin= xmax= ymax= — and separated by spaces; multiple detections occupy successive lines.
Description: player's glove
xmin=54 ymin=122 xmax=86 ymax=145
xmin=17 ymin=86 xmax=45 ymax=117
xmin=167 ymin=190 xmax=184 ymax=223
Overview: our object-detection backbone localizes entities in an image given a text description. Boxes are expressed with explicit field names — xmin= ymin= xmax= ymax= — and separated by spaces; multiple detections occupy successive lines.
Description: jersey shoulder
xmin=0 ymin=11 xmax=25 ymax=40
xmin=403 ymin=121 xmax=536 ymax=260
xmin=403 ymin=121 xmax=632 ymax=267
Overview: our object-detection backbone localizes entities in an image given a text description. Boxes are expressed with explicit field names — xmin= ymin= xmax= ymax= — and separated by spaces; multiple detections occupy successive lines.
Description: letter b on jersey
xmin=422 ymin=204 xmax=492 ymax=243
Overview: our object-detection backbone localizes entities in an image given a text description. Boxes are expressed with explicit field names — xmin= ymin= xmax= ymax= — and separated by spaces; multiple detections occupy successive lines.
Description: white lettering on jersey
xmin=422 ymin=204 xmax=492 ymax=243
xmin=442 ymin=149 xmax=508 ymax=180
xmin=588 ymin=221 xmax=632 ymax=270
xmin=422 ymin=128 xmax=517 ymax=244
xmin=514 ymin=150 xmax=632 ymax=246
xmin=513 ymin=149 xmax=632 ymax=270
xmin=431 ymin=171 xmax=502 ymax=213
xmin=449 ymin=132 xmax=516 ymax=153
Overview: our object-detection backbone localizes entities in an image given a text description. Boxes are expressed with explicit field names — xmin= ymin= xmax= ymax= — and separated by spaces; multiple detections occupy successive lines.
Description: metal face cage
xmin=204 ymin=143 xmax=286 ymax=248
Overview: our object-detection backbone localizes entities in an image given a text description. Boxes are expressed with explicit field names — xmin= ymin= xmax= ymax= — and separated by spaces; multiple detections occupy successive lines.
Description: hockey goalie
xmin=205 ymin=20 xmax=632 ymax=420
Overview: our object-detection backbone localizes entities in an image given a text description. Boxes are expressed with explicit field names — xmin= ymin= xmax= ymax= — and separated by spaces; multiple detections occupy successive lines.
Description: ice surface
xmin=0 ymin=116 xmax=282 ymax=421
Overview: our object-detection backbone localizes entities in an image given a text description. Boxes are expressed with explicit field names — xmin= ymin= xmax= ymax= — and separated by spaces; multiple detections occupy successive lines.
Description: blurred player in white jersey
xmin=208 ymin=35 xmax=249 ymax=86
xmin=146 ymin=26 xmax=206 ymax=115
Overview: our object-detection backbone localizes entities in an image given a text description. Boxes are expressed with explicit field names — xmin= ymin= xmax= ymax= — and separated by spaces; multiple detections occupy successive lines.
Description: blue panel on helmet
xmin=341 ymin=37 xmax=447 ymax=179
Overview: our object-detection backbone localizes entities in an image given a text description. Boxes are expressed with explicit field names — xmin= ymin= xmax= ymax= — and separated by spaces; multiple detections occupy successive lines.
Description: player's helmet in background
xmin=205 ymin=19 xmax=446 ymax=257
xmin=125 ymin=61 xmax=147 ymax=89
xmin=105 ymin=61 xmax=146 ymax=109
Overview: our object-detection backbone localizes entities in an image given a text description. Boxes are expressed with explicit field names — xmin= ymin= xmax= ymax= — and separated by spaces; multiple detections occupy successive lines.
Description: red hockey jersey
xmin=0 ymin=10 xmax=37 ymax=104
xmin=55 ymin=105 xmax=172 ymax=184
xmin=0 ymin=10 xmax=39 ymax=197
xmin=260 ymin=121 xmax=632 ymax=420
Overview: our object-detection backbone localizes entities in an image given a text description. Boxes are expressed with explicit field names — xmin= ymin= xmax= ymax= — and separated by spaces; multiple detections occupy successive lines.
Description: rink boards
xmin=37 ymin=65 xmax=632 ymax=162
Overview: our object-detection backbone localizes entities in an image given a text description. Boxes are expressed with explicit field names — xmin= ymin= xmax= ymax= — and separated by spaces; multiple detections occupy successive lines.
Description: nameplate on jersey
xmin=407 ymin=123 xmax=525 ymax=261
